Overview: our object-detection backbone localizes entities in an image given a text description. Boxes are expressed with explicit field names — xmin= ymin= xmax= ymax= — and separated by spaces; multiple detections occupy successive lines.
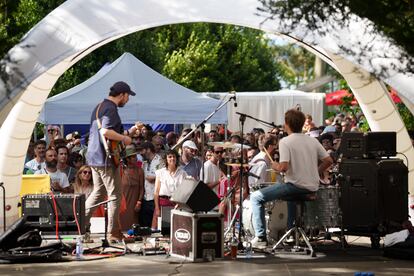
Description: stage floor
xmin=0 ymin=236 xmax=413 ymax=275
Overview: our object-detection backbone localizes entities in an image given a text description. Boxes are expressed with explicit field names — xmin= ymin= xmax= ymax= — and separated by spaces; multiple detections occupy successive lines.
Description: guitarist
xmin=85 ymin=81 xmax=139 ymax=242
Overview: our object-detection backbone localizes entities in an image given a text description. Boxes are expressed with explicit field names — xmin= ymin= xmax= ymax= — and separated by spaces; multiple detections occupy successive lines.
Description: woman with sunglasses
xmin=73 ymin=165 xmax=93 ymax=199
xmin=152 ymin=149 xmax=188 ymax=230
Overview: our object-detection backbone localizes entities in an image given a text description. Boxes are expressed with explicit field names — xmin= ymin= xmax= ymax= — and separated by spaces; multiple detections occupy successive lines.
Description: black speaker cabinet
xmin=339 ymin=159 xmax=408 ymax=233
xmin=22 ymin=193 xmax=86 ymax=234
xmin=171 ymin=178 xmax=219 ymax=212
xmin=340 ymin=132 xmax=396 ymax=158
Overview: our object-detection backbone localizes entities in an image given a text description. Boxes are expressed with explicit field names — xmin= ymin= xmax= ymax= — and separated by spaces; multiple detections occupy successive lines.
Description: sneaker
xmin=251 ymin=236 xmax=268 ymax=249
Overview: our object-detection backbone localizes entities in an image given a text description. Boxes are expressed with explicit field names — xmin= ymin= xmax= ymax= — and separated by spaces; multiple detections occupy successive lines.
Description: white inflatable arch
xmin=0 ymin=0 xmax=413 ymax=227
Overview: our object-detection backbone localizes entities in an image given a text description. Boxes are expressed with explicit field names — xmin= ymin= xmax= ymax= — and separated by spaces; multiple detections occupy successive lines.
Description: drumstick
xmin=263 ymin=147 xmax=274 ymax=163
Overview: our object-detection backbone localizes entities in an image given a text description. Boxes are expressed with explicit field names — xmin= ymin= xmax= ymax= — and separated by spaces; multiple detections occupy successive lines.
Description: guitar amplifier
xmin=22 ymin=193 xmax=86 ymax=234
xmin=170 ymin=209 xmax=223 ymax=262
xmin=340 ymin=132 xmax=396 ymax=158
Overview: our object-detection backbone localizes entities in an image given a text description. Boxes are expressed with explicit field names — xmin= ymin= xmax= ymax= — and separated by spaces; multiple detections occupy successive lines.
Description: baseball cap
xmin=182 ymin=140 xmax=198 ymax=150
xmin=109 ymin=81 xmax=136 ymax=96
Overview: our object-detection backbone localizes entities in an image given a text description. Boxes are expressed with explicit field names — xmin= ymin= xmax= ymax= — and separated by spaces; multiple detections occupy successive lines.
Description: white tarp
xmin=38 ymin=53 xmax=227 ymax=125
xmin=205 ymin=91 xmax=325 ymax=132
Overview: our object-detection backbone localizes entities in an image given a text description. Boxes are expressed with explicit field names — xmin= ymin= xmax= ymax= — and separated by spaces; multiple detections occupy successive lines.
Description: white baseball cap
xmin=182 ymin=140 xmax=198 ymax=150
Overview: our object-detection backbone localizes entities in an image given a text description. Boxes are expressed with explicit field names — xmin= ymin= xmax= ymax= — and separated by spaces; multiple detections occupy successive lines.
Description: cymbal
xmin=207 ymin=141 xmax=251 ymax=149
xmin=225 ymin=162 xmax=250 ymax=167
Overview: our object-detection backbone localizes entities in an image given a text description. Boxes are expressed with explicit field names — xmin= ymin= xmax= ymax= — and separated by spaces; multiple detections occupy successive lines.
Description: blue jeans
xmin=250 ymin=182 xmax=312 ymax=238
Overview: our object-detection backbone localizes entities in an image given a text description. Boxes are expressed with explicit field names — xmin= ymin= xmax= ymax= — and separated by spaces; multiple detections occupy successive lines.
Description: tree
xmin=257 ymin=0 xmax=414 ymax=75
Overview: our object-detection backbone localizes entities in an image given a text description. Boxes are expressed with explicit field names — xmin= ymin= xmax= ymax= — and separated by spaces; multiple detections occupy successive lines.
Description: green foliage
xmin=397 ymin=103 xmax=414 ymax=131
xmin=272 ymin=44 xmax=315 ymax=88
xmin=258 ymin=0 xmax=414 ymax=74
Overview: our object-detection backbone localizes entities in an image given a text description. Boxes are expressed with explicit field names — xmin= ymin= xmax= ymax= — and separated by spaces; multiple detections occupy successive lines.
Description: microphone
xmin=295 ymin=104 xmax=301 ymax=111
xmin=246 ymin=171 xmax=260 ymax=179
xmin=230 ymin=91 xmax=237 ymax=107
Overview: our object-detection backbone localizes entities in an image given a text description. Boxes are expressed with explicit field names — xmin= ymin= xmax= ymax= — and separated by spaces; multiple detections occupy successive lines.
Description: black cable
xmin=396 ymin=151 xmax=409 ymax=169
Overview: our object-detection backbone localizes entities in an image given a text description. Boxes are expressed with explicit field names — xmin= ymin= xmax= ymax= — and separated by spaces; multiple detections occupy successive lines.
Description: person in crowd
xmin=230 ymin=134 xmax=242 ymax=144
xmin=25 ymin=140 xmax=47 ymax=174
xmin=140 ymin=142 xmax=164 ymax=228
xmin=46 ymin=125 xmax=63 ymax=148
xmin=252 ymin=128 xmax=265 ymax=142
xmin=25 ymin=140 xmax=35 ymax=164
xmin=250 ymin=109 xmax=333 ymax=249
xmin=180 ymin=140 xmax=202 ymax=181
xmin=204 ymin=148 xmax=214 ymax=162
xmin=141 ymin=124 xmax=153 ymax=142
xmin=165 ymin=131 xmax=178 ymax=150
xmin=73 ymin=165 xmax=94 ymax=199
xmin=69 ymin=152 xmax=84 ymax=170
xmin=120 ymin=145 xmax=144 ymax=231
xmin=244 ymin=132 xmax=257 ymax=147
xmin=152 ymin=135 xmax=166 ymax=156
xmin=35 ymin=148 xmax=71 ymax=192
xmin=248 ymin=134 xmax=278 ymax=190
xmin=67 ymin=131 xmax=86 ymax=153
xmin=84 ymin=81 xmax=138 ymax=242
xmin=152 ymin=149 xmax=187 ymax=229
xmin=208 ymin=130 xmax=220 ymax=142
xmin=156 ymin=130 xmax=166 ymax=139
xmin=201 ymin=145 xmax=225 ymax=195
xmin=302 ymin=114 xmax=316 ymax=133
xmin=56 ymin=145 xmax=77 ymax=183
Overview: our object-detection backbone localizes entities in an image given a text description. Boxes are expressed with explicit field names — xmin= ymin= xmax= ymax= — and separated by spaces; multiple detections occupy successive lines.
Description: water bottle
xmin=230 ymin=236 xmax=238 ymax=259
xmin=75 ymin=236 xmax=84 ymax=260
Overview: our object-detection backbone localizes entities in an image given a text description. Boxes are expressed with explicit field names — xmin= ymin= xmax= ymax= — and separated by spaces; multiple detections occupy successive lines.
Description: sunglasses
xmin=82 ymin=170 xmax=92 ymax=175
xmin=47 ymin=129 xmax=56 ymax=133
xmin=214 ymin=151 xmax=223 ymax=154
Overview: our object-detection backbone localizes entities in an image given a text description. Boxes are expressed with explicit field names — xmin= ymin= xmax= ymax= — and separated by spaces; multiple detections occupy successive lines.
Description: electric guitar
xmin=98 ymin=129 xmax=126 ymax=168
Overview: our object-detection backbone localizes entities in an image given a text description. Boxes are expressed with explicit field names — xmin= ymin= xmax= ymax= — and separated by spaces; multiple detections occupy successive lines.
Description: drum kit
xmin=208 ymin=141 xmax=342 ymax=250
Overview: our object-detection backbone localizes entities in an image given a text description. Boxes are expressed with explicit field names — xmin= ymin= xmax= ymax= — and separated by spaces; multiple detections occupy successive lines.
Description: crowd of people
xmin=22 ymin=81 xmax=414 ymax=245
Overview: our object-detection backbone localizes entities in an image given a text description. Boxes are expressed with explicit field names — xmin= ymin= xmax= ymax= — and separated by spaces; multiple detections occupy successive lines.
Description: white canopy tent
xmin=0 ymin=0 xmax=413 ymax=228
xmin=38 ymin=53 xmax=227 ymax=125
xmin=205 ymin=91 xmax=325 ymax=132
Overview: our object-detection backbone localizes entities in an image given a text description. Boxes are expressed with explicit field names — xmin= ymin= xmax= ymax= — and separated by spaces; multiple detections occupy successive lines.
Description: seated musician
xmin=250 ymin=109 xmax=333 ymax=249
xmin=248 ymin=134 xmax=278 ymax=190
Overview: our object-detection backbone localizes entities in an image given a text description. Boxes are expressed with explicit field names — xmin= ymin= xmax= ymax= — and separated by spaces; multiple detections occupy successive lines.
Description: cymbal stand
xmin=237 ymin=113 xmax=246 ymax=249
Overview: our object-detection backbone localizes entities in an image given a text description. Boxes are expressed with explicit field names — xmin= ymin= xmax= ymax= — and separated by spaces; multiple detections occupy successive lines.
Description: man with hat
xmin=85 ymin=81 xmax=140 ymax=242
xmin=180 ymin=140 xmax=202 ymax=181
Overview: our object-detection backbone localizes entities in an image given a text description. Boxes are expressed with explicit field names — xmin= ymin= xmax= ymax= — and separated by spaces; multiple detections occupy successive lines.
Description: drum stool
xmin=272 ymin=193 xmax=317 ymax=257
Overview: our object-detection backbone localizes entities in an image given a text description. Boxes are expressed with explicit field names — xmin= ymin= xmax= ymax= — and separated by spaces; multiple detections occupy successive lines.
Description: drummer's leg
xmin=250 ymin=183 xmax=286 ymax=238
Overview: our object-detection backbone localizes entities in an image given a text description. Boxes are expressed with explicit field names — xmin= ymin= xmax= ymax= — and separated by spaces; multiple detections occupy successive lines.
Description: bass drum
xmin=242 ymin=199 xmax=287 ymax=240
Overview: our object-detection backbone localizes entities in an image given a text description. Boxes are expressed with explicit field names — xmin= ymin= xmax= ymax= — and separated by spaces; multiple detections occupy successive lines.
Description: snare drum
xmin=304 ymin=185 xmax=340 ymax=228
xmin=242 ymin=198 xmax=287 ymax=239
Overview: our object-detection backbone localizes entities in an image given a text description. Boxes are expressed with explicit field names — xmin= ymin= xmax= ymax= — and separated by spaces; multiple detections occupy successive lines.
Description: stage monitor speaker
xmin=339 ymin=158 xmax=408 ymax=233
xmin=171 ymin=178 xmax=220 ymax=212
xmin=22 ymin=193 xmax=86 ymax=234
xmin=340 ymin=132 xmax=396 ymax=158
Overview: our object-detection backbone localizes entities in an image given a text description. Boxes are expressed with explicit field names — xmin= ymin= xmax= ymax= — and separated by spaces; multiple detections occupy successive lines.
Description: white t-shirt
xmin=143 ymin=154 xmax=164 ymax=201
xmin=279 ymin=133 xmax=329 ymax=192
xmin=25 ymin=159 xmax=46 ymax=173
xmin=248 ymin=151 xmax=270 ymax=188
xmin=35 ymin=168 xmax=70 ymax=190
xmin=155 ymin=167 xmax=187 ymax=197
xmin=200 ymin=160 xmax=222 ymax=194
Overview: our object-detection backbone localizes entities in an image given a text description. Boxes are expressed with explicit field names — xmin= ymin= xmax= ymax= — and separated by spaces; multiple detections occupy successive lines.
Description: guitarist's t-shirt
xmin=87 ymin=99 xmax=123 ymax=167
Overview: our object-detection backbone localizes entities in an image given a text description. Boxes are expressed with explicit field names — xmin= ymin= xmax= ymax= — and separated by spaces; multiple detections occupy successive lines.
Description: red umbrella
xmin=325 ymin=89 xmax=357 ymax=106
xmin=390 ymin=88 xmax=402 ymax=104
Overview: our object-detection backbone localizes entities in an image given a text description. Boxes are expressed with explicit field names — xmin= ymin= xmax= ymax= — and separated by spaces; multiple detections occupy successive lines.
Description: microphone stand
xmin=237 ymin=113 xmax=246 ymax=249
xmin=235 ymin=112 xmax=279 ymax=129
xmin=172 ymin=94 xmax=236 ymax=181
